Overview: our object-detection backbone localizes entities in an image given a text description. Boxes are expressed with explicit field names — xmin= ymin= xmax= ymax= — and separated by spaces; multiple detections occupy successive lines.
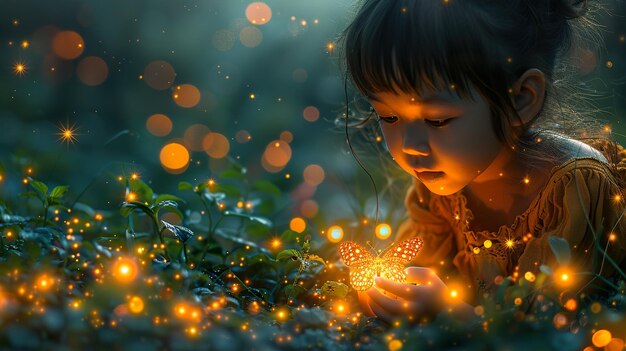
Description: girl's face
xmin=370 ymin=89 xmax=507 ymax=196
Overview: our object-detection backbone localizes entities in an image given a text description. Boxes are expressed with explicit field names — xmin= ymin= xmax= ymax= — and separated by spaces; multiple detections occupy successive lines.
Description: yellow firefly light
xmin=128 ymin=296 xmax=144 ymax=314
xmin=113 ymin=258 xmax=138 ymax=283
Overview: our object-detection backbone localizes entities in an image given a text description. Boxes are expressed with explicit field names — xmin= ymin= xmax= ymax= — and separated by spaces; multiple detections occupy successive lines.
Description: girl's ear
xmin=510 ymin=68 xmax=546 ymax=127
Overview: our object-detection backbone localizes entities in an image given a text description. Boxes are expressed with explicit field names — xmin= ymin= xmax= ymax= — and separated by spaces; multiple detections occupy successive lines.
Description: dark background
xmin=1 ymin=0 xmax=625 ymax=230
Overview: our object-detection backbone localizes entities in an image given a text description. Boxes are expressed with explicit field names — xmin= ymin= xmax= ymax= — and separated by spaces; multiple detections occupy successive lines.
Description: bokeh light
xmin=262 ymin=140 xmax=292 ymax=171
xmin=327 ymin=225 xmax=344 ymax=243
xmin=172 ymin=84 xmax=201 ymax=108
xmin=245 ymin=2 xmax=272 ymax=25
xmin=112 ymin=258 xmax=138 ymax=283
xmin=375 ymin=223 xmax=392 ymax=240
xmin=240 ymin=26 xmax=263 ymax=48
xmin=202 ymin=132 xmax=230 ymax=159
xmin=592 ymin=330 xmax=612 ymax=348
xmin=77 ymin=56 xmax=108 ymax=86
xmin=184 ymin=124 xmax=211 ymax=151
xmin=279 ymin=131 xmax=293 ymax=143
xmin=212 ymin=29 xmax=236 ymax=51
xmin=300 ymin=199 xmax=318 ymax=218
xmin=289 ymin=217 xmax=306 ymax=233
xmin=235 ymin=130 xmax=252 ymax=143
xmin=303 ymin=164 xmax=325 ymax=186
xmin=160 ymin=143 xmax=190 ymax=172
xmin=303 ymin=106 xmax=320 ymax=122
xmin=52 ymin=31 xmax=84 ymax=59
xmin=128 ymin=296 xmax=145 ymax=314
xmin=143 ymin=60 xmax=176 ymax=90
xmin=146 ymin=114 xmax=173 ymax=137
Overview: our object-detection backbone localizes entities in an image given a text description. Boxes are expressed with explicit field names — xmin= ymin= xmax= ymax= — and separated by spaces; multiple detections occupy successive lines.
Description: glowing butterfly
xmin=339 ymin=237 xmax=423 ymax=291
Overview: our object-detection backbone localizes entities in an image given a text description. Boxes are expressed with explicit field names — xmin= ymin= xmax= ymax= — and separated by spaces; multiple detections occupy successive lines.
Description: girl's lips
xmin=414 ymin=170 xmax=445 ymax=183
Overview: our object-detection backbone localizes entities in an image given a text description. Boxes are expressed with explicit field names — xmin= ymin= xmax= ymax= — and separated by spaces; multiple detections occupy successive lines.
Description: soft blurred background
xmin=1 ymin=0 xmax=625 ymax=235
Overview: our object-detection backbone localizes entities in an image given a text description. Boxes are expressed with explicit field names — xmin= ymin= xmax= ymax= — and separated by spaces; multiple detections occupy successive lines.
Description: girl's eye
xmin=425 ymin=118 xmax=453 ymax=128
xmin=378 ymin=115 xmax=398 ymax=124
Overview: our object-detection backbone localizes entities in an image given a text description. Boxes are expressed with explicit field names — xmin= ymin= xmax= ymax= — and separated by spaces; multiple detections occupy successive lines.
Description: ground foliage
xmin=0 ymin=158 xmax=625 ymax=351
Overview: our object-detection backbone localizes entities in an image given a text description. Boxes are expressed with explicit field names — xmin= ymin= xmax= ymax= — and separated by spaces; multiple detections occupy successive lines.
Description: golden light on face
xmin=327 ymin=225 xmax=344 ymax=243
xmin=375 ymin=223 xmax=392 ymax=240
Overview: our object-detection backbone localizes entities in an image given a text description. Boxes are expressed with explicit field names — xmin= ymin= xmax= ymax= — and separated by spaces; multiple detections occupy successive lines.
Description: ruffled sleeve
xmin=517 ymin=159 xmax=626 ymax=281
xmin=396 ymin=179 xmax=456 ymax=268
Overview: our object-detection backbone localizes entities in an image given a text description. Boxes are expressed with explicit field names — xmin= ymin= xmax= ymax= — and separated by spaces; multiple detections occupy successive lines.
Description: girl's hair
xmin=340 ymin=0 xmax=621 ymax=171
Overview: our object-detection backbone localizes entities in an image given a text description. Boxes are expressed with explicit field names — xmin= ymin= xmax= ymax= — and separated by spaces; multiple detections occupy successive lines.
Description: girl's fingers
xmin=368 ymin=297 xmax=394 ymax=324
xmin=404 ymin=267 xmax=439 ymax=285
xmin=357 ymin=291 xmax=376 ymax=317
xmin=374 ymin=277 xmax=416 ymax=300
xmin=366 ymin=286 xmax=405 ymax=315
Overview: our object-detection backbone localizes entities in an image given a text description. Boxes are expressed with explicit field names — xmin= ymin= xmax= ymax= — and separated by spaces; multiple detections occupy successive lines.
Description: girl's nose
xmin=401 ymin=127 xmax=430 ymax=156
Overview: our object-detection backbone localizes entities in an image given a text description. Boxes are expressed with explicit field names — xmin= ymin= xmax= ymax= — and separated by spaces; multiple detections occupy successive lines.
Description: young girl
xmin=341 ymin=0 xmax=626 ymax=323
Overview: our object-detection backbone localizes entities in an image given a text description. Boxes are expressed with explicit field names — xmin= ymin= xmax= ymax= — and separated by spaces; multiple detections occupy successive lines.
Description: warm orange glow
xmin=13 ymin=62 xmax=27 ymax=75
xmin=300 ymin=199 xmax=318 ymax=218
xmin=58 ymin=122 xmax=79 ymax=144
xmin=77 ymin=56 xmax=108 ymax=86
xmin=279 ymin=131 xmax=293 ymax=143
xmin=289 ymin=217 xmax=306 ymax=233
xmin=112 ymin=258 xmax=138 ymax=283
xmin=262 ymin=140 xmax=291 ymax=172
xmin=271 ymin=238 xmax=281 ymax=249
xmin=183 ymin=124 xmax=211 ymax=151
xmin=245 ymin=2 xmax=272 ymax=25
xmin=327 ymin=225 xmax=344 ymax=243
xmin=235 ymin=130 xmax=252 ymax=144
xmin=128 ymin=296 xmax=144 ymax=314
xmin=52 ymin=31 xmax=85 ymax=59
xmin=303 ymin=164 xmax=325 ymax=186
xmin=143 ymin=60 xmax=176 ymax=90
xmin=172 ymin=84 xmax=201 ymax=108
xmin=375 ymin=223 xmax=392 ymax=240
xmin=37 ymin=274 xmax=54 ymax=290
xmin=160 ymin=143 xmax=190 ymax=172
xmin=592 ymin=330 xmax=612 ymax=348
xmin=146 ymin=114 xmax=173 ymax=137
xmin=202 ymin=132 xmax=230 ymax=159
xmin=303 ymin=106 xmax=320 ymax=122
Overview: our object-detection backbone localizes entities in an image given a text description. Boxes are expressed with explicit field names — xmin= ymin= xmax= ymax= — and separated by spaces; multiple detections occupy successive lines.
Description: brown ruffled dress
xmin=396 ymin=139 xmax=626 ymax=302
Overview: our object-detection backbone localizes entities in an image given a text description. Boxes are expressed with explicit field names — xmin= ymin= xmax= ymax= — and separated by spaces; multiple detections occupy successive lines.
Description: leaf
xmin=28 ymin=178 xmax=48 ymax=198
xmin=49 ymin=185 xmax=69 ymax=199
xmin=223 ymin=211 xmax=272 ymax=227
xmin=320 ymin=281 xmax=349 ymax=299
xmin=150 ymin=200 xmax=179 ymax=211
xmin=220 ymin=168 xmax=246 ymax=181
xmin=280 ymin=229 xmax=301 ymax=243
xmin=121 ymin=201 xmax=154 ymax=218
xmin=161 ymin=220 xmax=194 ymax=243
xmin=306 ymin=254 xmax=326 ymax=267
xmin=153 ymin=194 xmax=185 ymax=205
xmin=178 ymin=181 xmax=193 ymax=191
xmin=213 ymin=183 xmax=241 ymax=198
xmin=284 ymin=284 xmax=306 ymax=300
xmin=548 ymin=236 xmax=571 ymax=266
xmin=252 ymin=180 xmax=281 ymax=196
xmin=130 ymin=179 xmax=154 ymax=202
xmin=276 ymin=249 xmax=301 ymax=262
xmin=203 ymin=191 xmax=226 ymax=203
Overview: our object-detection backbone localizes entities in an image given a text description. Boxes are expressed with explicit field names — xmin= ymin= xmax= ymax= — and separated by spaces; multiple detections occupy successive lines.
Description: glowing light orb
xmin=239 ymin=26 xmax=263 ymax=48
xmin=52 ymin=31 xmax=84 ymax=59
xmin=303 ymin=106 xmax=320 ymax=122
xmin=289 ymin=217 xmax=306 ymax=233
xmin=146 ymin=114 xmax=173 ymax=137
xmin=160 ymin=143 xmax=190 ymax=172
xmin=77 ymin=56 xmax=108 ymax=86
xmin=172 ymin=84 xmax=201 ymax=108
xmin=13 ymin=62 xmax=27 ymax=75
xmin=592 ymin=330 xmax=612 ymax=348
xmin=57 ymin=122 xmax=79 ymax=145
xmin=327 ymin=225 xmax=344 ymax=243
xmin=245 ymin=2 xmax=272 ymax=25
xmin=143 ymin=60 xmax=176 ymax=90
xmin=375 ymin=223 xmax=392 ymax=240
xmin=389 ymin=339 xmax=403 ymax=351
xmin=303 ymin=164 xmax=325 ymax=186
xmin=128 ymin=296 xmax=144 ymax=314
xmin=112 ymin=258 xmax=138 ymax=283
xmin=202 ymin=132 xmax=230 ymax=159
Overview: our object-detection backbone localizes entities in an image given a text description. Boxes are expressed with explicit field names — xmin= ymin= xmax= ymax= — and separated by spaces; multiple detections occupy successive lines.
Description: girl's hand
xmin=360 ymin=267 xmax=474 ymax=324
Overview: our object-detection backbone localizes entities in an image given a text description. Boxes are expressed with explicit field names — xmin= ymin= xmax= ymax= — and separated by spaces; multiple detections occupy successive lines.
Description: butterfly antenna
xmin=344 ymin=75 xmax=380 ymax=232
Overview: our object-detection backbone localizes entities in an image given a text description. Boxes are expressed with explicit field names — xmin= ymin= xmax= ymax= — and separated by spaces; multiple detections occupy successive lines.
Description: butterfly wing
xmin=339 ymin=241 xmax=375 ymax=291
xmin=381 ymin=237 xmax=424 ymax=264
xmin=379 ymin=260 xmax=407 ymax=284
